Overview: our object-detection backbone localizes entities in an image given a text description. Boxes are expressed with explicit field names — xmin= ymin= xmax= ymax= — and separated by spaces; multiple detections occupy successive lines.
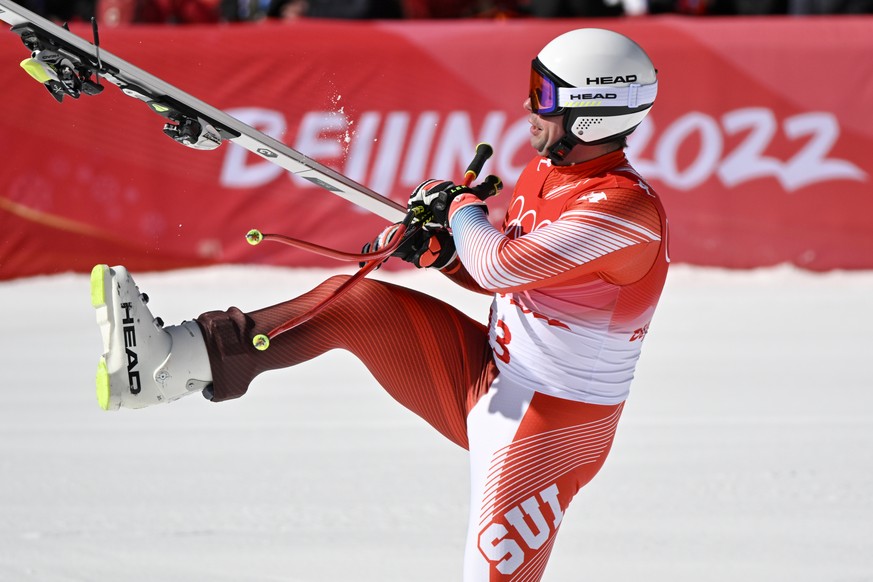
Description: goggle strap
xmin=557 ymin=81 xmax=658 ymax=109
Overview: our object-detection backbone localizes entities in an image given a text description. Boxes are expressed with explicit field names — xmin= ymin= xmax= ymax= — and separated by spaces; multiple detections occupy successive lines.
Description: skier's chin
xmin=529 ymin=123 xmax=560 ymax=157
xmin=531 ymin=135 xmax=552 ymax=157
xmin=528 ymin=131 xmax=546 ymax=156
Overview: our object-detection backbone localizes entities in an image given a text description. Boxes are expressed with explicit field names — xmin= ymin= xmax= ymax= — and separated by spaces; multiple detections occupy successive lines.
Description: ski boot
xmin=90 ymin=264 xmax=213 ymax=411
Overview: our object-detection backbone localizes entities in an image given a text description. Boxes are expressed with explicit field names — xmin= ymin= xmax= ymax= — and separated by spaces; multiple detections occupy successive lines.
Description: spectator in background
xmin=730 ymin=0 xmax=787 ymax=13
xmin=96 ymin=0 xmax=222 ymax=24
xmin=23 ymin=0 xmax=96 ymax=21
xmin=267 ymin=0 xmax=402 ymax=18
xmin=142 ymin=0 xmax=222 ymax=22
xmin=629 ymin=0 xmax=871 ymax=13
xmin=267 ymin=0 xmax=307 ymax=19
xmin=522 ymin=0 xmax=624 ymax=17
xmin=227 ymin=0 xmax=268 ymax=20
xmin=788 ymin=0 xmax=873 ymax=12
xmin=645 ymin=0 xmax=792 ymax=14
xmin=400 ymin=0 xmax=516 ymax=18
xmin=644 ymin=0 xmax=732 ymax=14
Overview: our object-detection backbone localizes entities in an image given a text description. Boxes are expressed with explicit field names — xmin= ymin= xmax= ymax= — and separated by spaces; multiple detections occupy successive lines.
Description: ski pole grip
xmin=91 ymin=17 xmax=100 ymax=47
xmin=463 ymin=143 xmax=493 ymax=186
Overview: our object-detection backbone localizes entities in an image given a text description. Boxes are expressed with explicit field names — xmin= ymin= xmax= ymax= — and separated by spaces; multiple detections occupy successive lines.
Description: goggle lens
xmin=529 ymin=66 xmax=557 ymax=115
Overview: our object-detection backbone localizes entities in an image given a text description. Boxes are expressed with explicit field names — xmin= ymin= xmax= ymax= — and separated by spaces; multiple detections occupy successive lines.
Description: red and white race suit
xmin=450 ymin=149 xmax=669 ymax=405
xmin=196 ymin=149 xmax=669 ymax=581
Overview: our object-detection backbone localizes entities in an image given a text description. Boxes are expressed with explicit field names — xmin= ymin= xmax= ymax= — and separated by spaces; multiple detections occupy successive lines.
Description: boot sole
xmin=91 ymin=264 xmax=118 ymax=411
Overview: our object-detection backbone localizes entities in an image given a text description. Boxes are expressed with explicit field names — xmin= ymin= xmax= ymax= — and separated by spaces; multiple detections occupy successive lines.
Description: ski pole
xmin=250 ymin=211 xmax=416 ymax=351
xmin=250 ymin=143 xmax=494 ymax=351
xmin=245 ymin=143 xmax=494 ymax=260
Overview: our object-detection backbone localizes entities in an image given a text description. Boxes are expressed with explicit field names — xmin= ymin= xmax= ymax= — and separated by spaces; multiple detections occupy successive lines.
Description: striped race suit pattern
xmin=196 ymin=149 xmax=668 ymax=580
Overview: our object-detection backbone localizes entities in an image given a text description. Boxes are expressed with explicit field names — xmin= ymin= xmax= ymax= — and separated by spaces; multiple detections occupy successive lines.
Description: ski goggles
xmin=529 ymin=58 xmax=658 ymax=116
xmin=529 ymin=59 xmax=563 ymax=116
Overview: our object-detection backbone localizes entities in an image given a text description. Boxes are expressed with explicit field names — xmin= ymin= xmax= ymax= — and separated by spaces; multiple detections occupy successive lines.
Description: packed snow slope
xmin=1 ymin=265 xmax=871 ymax=581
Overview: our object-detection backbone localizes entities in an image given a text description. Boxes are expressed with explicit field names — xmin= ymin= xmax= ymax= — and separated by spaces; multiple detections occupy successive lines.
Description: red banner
xmin=1 ymin=16 xmax=872 ymax=279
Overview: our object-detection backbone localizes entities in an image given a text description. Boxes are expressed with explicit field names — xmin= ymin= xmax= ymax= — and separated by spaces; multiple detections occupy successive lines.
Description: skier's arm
xmin=436 ymin=258 xmax=492 ymax=295
xmin=448 ymin=189 xmax=663 ymax=293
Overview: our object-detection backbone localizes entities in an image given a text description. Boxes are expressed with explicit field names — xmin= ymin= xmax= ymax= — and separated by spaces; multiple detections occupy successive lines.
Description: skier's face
xmin=524 ymin=97 xmax=565 ymax=157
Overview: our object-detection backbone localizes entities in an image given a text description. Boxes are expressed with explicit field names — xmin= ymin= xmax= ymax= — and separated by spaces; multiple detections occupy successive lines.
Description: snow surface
xmin=1 ymin=265 xmax=871 ymax=581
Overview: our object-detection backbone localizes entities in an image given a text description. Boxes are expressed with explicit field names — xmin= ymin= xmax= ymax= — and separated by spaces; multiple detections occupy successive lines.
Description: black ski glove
xmin=407 ymin=175 xmax=502 ymax=228
xmin=361 ymin=223 xmax=457 ymax=270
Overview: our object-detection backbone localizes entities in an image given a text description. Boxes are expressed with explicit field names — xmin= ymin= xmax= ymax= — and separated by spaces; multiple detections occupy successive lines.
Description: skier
xmin=91 ymin=28 xmax=667 ymax=580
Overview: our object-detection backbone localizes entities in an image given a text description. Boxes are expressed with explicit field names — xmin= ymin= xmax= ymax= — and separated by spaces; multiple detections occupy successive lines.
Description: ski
xmin=0 ymin=0 xmax=406 ymax=221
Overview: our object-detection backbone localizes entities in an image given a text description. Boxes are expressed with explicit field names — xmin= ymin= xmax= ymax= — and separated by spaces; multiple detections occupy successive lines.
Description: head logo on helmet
xmin=529 ymin=28 xmax=658 ymax=161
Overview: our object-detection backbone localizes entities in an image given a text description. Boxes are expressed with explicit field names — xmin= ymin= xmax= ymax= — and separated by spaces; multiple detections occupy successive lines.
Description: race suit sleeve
xmin=438 ymin=257 xmax=492 ymax=296
xmin=448 ymin=189 xmax=662 ymax=293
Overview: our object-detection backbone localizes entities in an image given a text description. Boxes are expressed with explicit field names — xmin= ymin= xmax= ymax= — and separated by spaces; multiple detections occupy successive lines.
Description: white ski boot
xmin=90 ymin=264 xmax=213 ymax=411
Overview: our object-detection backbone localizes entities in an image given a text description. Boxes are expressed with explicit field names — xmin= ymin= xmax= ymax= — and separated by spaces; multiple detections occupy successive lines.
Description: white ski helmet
xmin=530 ymin=28 xmax=658 ymax=159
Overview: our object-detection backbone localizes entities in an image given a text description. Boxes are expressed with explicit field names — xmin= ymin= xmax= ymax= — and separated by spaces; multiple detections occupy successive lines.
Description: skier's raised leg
xmin=91 ymin=264 xmax=213 ymax=410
